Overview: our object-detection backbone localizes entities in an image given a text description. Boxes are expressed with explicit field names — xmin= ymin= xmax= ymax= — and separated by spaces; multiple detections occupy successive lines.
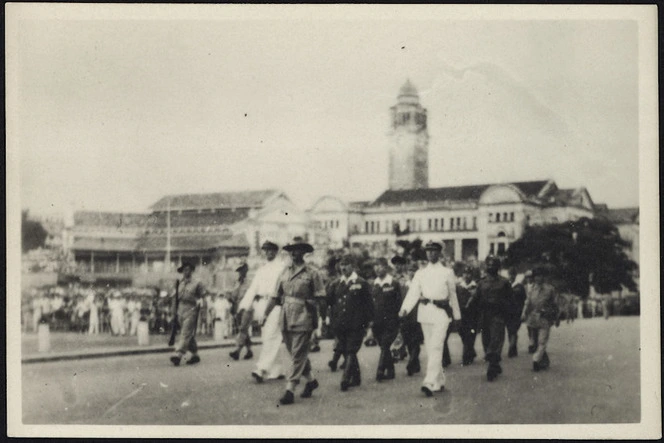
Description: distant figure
xmin=521 ymin=266 xmax=559 ymax=372
xmin=87 ymin=292 xmax=100 ymax=335
xmin=212 ymin=293 xmax=232 ymax=338
xmin=109 ymin=291 xmax=126 ymax=336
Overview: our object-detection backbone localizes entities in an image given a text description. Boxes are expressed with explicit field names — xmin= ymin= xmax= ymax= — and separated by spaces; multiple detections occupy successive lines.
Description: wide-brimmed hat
xmin=283 ymin=236 xmax=314 ymax=254
xmin=261 ymin=240 xmax=279 ymax=251
xmin=235 ymin=263 xmax=249 ymax=274
xmin=423 ymin=241 xmax=443 ymax=252
xmin=390 ymin=255 xmax=407 ymax=266
xmin=177 ymin=260 xmax=196 ymax=273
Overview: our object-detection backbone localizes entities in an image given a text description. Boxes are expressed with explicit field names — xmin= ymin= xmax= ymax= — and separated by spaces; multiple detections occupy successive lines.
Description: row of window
xmin=488 ymin=212 xmax=515 ymax=223
xmin=363 ymin=216 xmax=478 ymax=234
xmin=314 ymin=220 xmax=341 ymax=229
xmin=392 ymin=112 xmax=426 ymax=127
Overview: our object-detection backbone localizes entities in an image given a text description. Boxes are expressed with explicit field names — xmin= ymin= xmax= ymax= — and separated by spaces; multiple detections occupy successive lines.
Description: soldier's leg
xmin=421 ymin=319 xmax=448 ymax=391
xmin=284 ymin=330 xmax=311 ymax=391
xmin=373 ymin=325 xmax=385 ymax=377
xmin=533 ymin=326 xmax=550 ymax=366
xmin=173 ymin=308 xmax=196 ymax=362
xmin=527 ymin=326 xmax=538 ymax=354
xmin=481 ymin=322 xmax=491 ymax=361
xmin=486 ymin=316 xmax=506 ymax=380
xmin=442 ymin=324 xmax=452 ymax=367
xmin=383 ymin=327 xmax=398 ymax=378
xmin=329 ymin=333 xmax=342 ymax=371
xmin=348 ymin=329 xmax=364 ymax=386
xmin=506 ymin=319 xmax=519 ymax=357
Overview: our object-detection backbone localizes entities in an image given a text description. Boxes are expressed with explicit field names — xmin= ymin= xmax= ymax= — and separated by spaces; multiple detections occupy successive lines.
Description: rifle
xmin=168 ymin=279 xmax=180 ymax=347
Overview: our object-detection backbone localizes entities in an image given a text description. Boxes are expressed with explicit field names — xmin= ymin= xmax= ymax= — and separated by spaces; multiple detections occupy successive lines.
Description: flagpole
xmin=165 ymin=198 xmax=171 ymax=272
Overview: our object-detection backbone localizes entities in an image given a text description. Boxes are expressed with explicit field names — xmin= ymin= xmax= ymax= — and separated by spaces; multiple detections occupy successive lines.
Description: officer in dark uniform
xmin=326 ymin=270 xmax=345 ymax=371
xmin=457 ymin=266 xmax=480 ymax=366
xmin=506 ymin=268 xmax=527 ymax=358
xmin=400 ymin=261 xmax=424 ymax=376
xmin=329 ymin=255 xmax=374 ymax=391
xmin=371 ymin=257 xmax=402 ymax=381
xmin=475 ymin=256 xmax=513 ymax=381
xmin=389 ymin=255 xmax=409 ymax=362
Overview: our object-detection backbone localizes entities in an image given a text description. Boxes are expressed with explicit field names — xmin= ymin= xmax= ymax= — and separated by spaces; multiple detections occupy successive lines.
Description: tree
xmin=21 ymin=210 xmax=49 ymax=253
xmin=505 ymin=217 xmax=638 ymax=297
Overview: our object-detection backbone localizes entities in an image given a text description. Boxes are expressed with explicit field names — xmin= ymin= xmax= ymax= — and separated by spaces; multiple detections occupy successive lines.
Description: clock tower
xmin=388 ymin=80 xmax=429 ymax=190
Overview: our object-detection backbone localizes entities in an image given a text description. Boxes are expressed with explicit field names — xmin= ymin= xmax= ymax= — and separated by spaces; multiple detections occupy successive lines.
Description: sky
xmin=10 ymin=6 xmax=645 ymax=218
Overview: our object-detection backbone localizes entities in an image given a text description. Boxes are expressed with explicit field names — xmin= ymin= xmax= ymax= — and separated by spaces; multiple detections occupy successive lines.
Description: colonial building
xmin=309 ymin=80 xmax=597 ymax=261
xmin=66 ymin=189 xmax=308 ymax=286
xmin=310 ymin=179 xmax=596 ymax=261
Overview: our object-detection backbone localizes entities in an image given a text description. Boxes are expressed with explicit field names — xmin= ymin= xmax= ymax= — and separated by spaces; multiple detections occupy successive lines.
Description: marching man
xmin=238 ymin=241 xmax=287 ymax=382
xmin=399 ymin=241 xmax=461 ymax=397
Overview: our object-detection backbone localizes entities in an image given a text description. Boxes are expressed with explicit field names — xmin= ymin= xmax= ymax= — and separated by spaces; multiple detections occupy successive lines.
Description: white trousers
xmin=255 ymin=306 xmax=283 ymax=378
xmin=420 ymin=314 xmax=451 ymax=391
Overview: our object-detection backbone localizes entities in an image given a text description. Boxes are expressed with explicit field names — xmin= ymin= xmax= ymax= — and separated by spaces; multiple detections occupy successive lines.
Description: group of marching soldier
xmin=168 ymin=237 xmax=561 ymax=405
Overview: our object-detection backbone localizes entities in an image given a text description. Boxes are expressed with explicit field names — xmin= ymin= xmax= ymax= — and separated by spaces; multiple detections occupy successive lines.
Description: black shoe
xmin=328 ymin=360 xmax=338 ymax=372
xmin=186 ymin=355 xmax=201 ymax=365
xmin=243 ymin=350 xmax=253 ymax=360
xmin=279 ymin=390 xmax=295 ymax=405
xmin=170 ymin=355 xmax=181 ymax=366
xmin=251 ymin=371 xmax=264 ymax=383
xmin=310 ymin=345 xmax=321 ymax=353
xmin=339 ymin=360 xmax=347 ymax=370
xmin=229 ymin=350 xmax=240 ymax=361
xmin=340 ymin=380 xmax=350 ymax=392
xmin=301 ymin=379 xmax=319 ymax=398
xmin=533 ymin=361 xmax=541 ymax=372
xmin=487 ymin=371 xmax=497 ymax=382
xmin=421 ymin=386 xmax=433 ymax=397
xmin=407 ymin=367 xmax=414 ymax=376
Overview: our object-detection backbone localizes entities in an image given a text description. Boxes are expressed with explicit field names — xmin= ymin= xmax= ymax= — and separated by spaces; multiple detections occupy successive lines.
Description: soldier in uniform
xmin=506 ymin=268 xmax=527 ymax=358
xmin=457 ymin=266 xmax=479 ymax=366
xmin=399 ymin=261 xmax=424 ymax=376
xmin=389 ymin=255 xmax=409 ymax=362
xmin=371 ymin=257 xmax=401 ymax=382
xmin=263 ymin=237 xmax=326 ymax=405
xmin=399 ymin=241 xmax=461 ymax=397
xmin=329 ymin=255 xmax=374 ymax=391
xmin=521 ymin=266 xmax=559 ymax=371
xmin=170 ymin=261 xmax=206 ymax=366
xmin=475 ymin=256 xmax=513 ymax=381
xmin=325 ymin=268 xmax=346 ymax=372
xmin=229 ymin=263 xmax=254 ymax=361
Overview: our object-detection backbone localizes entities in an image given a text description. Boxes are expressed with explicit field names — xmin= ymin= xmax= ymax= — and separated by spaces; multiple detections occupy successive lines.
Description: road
xmin=21 ymin=316 xmax=640 ymax=426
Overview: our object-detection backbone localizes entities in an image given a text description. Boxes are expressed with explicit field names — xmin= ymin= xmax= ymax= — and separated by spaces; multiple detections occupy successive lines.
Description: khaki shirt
xmin=522 ymin=282 xmax=558 ymax=328
xmin=178 ymin=277 xmax=206 ymax=306
xmin=275 ymin=264 xmax=325 ymax=332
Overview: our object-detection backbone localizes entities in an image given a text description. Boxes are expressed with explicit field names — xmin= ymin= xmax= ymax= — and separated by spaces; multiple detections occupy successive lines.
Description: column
xmin=91 ymin=251 xmax=95 ymax=273
xmin=116 ymin=253 xmax=120 ymax=273
xmin=454 ymin=239 xmax=463 ymax=262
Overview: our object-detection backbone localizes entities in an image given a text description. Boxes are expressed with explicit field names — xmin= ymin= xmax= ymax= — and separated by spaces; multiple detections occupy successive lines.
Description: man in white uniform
xmin=399 ymin=241 xmax=461 ymax=397
xmin=237 ymin=241 xmax=287 ymax=383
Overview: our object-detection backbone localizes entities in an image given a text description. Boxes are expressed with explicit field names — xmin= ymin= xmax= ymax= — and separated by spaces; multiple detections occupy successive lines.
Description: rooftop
xmin=150 ymin=189 xmax=283 ymax=212
xmin=371 ymin=180 xmax=551 ymax=207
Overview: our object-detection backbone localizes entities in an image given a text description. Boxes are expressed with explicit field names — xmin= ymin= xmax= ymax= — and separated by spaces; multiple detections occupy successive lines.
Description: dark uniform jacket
xmin=457 ymin=281 xmax=479 ymax=328
xmin=371 ymin=274 xmax=401 ymax=329
xmin=329 ymin=273 xmax=374 ymax=332
xmin=507 ymin=282 xmax=527 ymax=323
xmin=475 ymin=274 xmax=513 ymax=319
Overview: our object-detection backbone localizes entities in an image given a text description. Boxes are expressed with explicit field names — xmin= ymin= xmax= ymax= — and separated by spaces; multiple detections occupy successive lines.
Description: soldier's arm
xmin=399 ymin=272 xmax=421 ymax=317
xmin=448 ymin=271 xmax=462 ymax=320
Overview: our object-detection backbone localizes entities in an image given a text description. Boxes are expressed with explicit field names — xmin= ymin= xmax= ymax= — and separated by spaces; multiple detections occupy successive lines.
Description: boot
xmin=243 ymin=349 xmax=253 ymax=360
xmin=384 ymin=366 xmax=395 ymax=380
xmin=279 ymin=390 xmax=295 ymax=405
xmin=300 ymin=379 xmax=319 ymax=398
xmin=229 ymin=349 xmax=240 ymax=361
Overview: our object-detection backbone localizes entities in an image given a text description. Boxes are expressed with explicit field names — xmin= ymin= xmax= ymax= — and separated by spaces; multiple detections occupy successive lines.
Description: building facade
xmin=66 ymin=189 xmax=308 ymax=286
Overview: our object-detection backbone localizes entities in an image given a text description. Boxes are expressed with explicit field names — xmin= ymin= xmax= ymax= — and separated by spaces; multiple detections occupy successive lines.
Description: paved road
xmin=21 ymin=317 xmax=640 ymax=426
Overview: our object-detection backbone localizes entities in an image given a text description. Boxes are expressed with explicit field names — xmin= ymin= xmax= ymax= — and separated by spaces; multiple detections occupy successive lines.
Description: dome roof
xmin=398 ymin=79 xmax=419 ymax=98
